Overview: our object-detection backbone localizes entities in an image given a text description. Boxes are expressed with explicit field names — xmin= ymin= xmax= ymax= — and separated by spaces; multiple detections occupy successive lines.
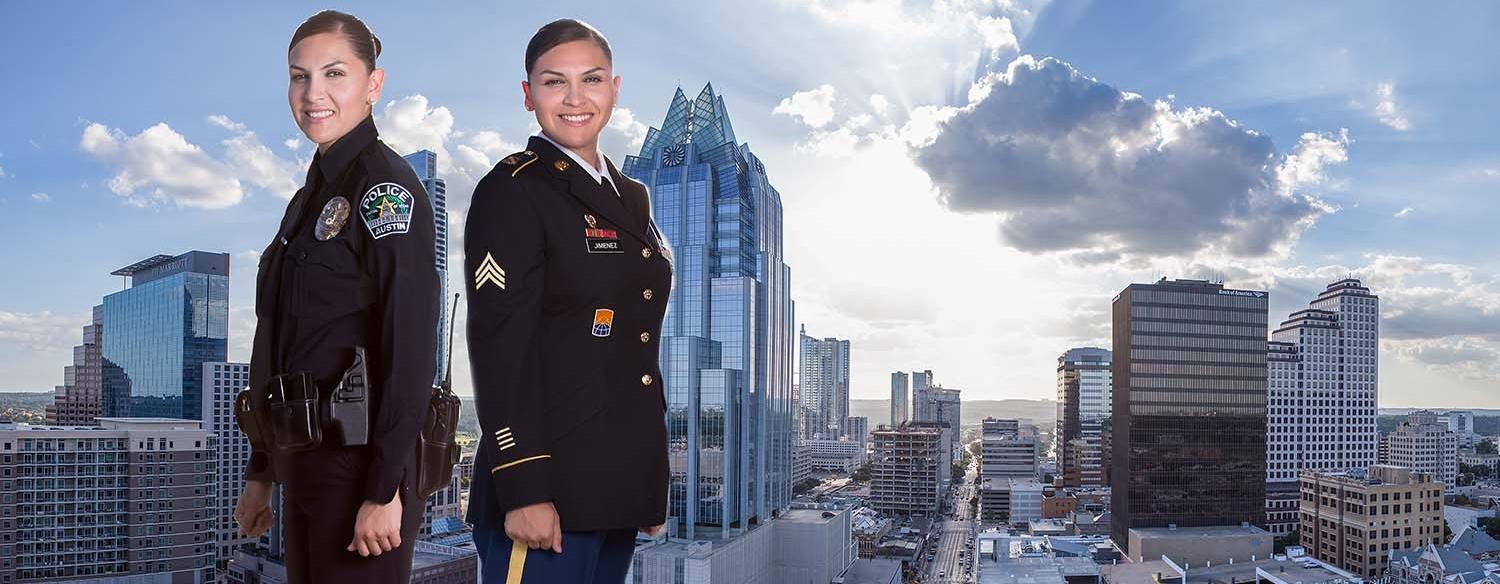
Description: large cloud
xmin=911 ymin=55 xmax=1350 ymax=265
xmin=80 ymin=116 xmax=299 ymax=208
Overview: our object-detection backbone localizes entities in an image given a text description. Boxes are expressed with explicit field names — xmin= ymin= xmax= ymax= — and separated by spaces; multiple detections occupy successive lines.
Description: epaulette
xmin=500 ymin=150 xmax=540 ymax=178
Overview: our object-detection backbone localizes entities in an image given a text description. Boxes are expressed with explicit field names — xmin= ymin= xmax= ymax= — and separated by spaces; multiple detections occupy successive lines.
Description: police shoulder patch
xmin=360 ymin=182 xmax=416 ymax=239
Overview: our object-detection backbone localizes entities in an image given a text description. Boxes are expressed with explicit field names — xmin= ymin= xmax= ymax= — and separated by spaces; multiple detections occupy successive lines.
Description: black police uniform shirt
xmin=245 ymin=115 xmax=440 ymax=505
xmin=464 ymin=135 xmax=673 ymax=532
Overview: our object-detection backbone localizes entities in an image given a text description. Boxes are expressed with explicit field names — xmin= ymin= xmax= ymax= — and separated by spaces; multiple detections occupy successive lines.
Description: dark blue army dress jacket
xmin=464 ymin=136 xmax=673 ymax=532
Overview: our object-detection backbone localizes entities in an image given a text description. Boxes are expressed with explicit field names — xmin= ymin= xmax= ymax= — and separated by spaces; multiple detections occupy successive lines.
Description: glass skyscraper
xmin=622 ymin=83 xmax=795 ymax=539
xmin=1056 ymin=347 xmax=1111 ymax=487
xmin=402 ymin=149 xmax=450 ymax=384
xmin=101 ymin=251 xmax=229 ymax=420
xmin=1110 ymin=278 xmax=1268 ymax=554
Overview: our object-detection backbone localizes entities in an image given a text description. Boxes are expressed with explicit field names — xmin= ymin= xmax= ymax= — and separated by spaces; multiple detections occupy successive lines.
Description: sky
xmin=1 ymin=1 xmax=1498 ymax=408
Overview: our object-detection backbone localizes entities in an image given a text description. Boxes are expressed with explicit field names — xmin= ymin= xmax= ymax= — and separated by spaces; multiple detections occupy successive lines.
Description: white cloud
xmin=604 ymin=107 xmax=650 ymax=154
xmin=0 ymin=152 xmax=6 ymax=178
xmin=207 ymin=115 xmax=247 ymax=133
xmin=375 ymin=95 xmax=525 ymax=232
xmin=1373 ymin=81 xmax=1411 ymax=131
xmin=283 ymin=138 xmax=303 ymax=152
xmin=0 ymin=311 xmax=86 ymax=352
xmin=869 ymin=94 xmax=890 ymax=116
xmin=774 ymin=85 xmax=838 ymax=129
xmin=30 ymin=192 xmax=49 ymax=202
xmin=1394 ymin=206 xmax=1414 ymax=218
xmin=78 ymin=117 xmax=300 ymax=208
xmin=81 ymin=122 xmax=245 ymax=209
xmin=214 ymin=116 xmax=301 ymax=199
xmin=911 ymin=55 xmax=1349 ymax=265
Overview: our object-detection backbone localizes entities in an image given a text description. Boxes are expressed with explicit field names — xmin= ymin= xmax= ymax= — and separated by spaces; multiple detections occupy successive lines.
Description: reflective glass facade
xmin=1056 ymin=347 xmax=1111 ymax=487
xmin=1110 ymin=279 xmax=1267 ymax=554
xmin=403 ymin=149 xmax=451 ymax=384
xmin=101 ymin=251 xmax=229 ymax=420
xmin=623 ymin=84 xmax=795 ymax=539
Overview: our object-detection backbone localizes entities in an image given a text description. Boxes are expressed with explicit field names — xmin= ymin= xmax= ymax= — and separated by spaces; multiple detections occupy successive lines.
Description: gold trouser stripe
xmin=491 ymin=454 xmax=552 ymax=473
xmin=511 ymin=157 xmax=538 ymax=177
xmin=506 ymin=540 xmax=528 ymax=584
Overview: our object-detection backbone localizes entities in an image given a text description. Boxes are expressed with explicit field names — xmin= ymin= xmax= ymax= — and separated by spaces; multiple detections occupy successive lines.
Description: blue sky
xmin=2 ymin=1 xmax=1498 ymax=407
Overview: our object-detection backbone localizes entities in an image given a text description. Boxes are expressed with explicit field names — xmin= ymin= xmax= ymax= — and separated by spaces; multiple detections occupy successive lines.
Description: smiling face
xmin=523 ymin=40 xmax=619 ymax=163
xmin=288 ymin=31 xmax=384 ymax=153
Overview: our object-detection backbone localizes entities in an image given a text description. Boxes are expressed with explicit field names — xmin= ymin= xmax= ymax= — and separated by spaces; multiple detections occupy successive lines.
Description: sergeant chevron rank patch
xmin=475 ymin=253 xmax=506 ymax=290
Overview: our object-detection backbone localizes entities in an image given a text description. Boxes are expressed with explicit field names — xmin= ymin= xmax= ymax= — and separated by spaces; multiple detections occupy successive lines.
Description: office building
xmin=402 ymin=149 xmax=451 ymax=386
xmin=101 ymin=251 xmax=230 ymax=420
xmin=1300 ymin=465 xmax=1445 ymax=578
xmin=798 ymin=326 xmax=850 ymax=440
xmin=911 ymin=370 xmax=933 ymax=422
xmin=45 ymin=304 xmax=104 ymax=425
xmin=627 ymin=508 xmax=854 ymax=584
xmin=1110 ymin=278 xmax=1269 ymax=556
xmin=1056 ymin=347 xmax=1111 ymax=488
xmin=889 ymin=372 xmax=908 ymax=427
xmin=1387 ymin=410 xmax=1459 ymax=488
xmin=980 ymin=419 xmax=1039 ymax=481
xmin=1 ymin=418 xmax=215 ymax=583
xmin=623 ymin=83 xmax=796 ymax=539
xmin=1265 ymin=278 xmax=1380 ymax=535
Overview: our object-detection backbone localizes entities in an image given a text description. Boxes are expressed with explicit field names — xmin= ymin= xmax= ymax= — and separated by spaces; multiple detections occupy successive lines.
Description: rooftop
xmin=1129 ymin=525 xmax=1270 ymax=539
xmin=1100 ymin=555 xmax=1358 ymax=584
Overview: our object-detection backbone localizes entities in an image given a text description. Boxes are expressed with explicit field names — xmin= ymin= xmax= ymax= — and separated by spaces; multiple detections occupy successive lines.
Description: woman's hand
xmin=234 ymin=479 xmax=275 ymax=537
xmin=347 ymin=495 xmax=404 ymax=556
xmin=506 ymin=501 xmax=563 ymax=553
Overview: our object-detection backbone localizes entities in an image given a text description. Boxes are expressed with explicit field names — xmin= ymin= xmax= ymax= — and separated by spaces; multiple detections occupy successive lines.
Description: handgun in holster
xmin=238 ymin=347 xmax=371 ymax=452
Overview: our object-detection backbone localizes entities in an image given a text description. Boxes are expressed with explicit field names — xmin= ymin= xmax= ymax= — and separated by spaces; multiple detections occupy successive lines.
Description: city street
xmin=923 ymin=460 xmax=979 ymax=583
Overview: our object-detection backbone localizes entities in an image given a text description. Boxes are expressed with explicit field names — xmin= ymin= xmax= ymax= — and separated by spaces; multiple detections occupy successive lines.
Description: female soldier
xmin=464 ymin=18 xmax=673 ymax=584
xmin=233 ymin=10 xmax=438 ymax=584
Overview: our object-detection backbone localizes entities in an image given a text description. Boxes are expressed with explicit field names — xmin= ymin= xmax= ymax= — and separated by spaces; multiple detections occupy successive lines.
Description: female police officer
xmin=464 ymin=19 xmax=673 ymax=584
xmin=233 ymin=10 xmax=438 ymax=583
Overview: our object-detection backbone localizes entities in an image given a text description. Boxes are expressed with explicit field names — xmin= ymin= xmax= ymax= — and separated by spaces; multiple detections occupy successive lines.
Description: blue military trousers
xmin=475 ymin=525 xmax=637 ymax=584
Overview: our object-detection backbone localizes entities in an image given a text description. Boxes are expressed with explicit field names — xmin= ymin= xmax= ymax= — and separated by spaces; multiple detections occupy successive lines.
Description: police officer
xmin=464 ymin=19 xmax=673 ymax=584
xmin=233 ymin=10 xmax=438 ymax=584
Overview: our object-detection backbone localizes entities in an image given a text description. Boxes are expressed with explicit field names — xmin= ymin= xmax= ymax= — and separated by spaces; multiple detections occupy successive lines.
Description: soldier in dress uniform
xmin=233 ymin=11 xmax=438 ymax=584
xmin=463 ymin=18 xmax=673 ymax=584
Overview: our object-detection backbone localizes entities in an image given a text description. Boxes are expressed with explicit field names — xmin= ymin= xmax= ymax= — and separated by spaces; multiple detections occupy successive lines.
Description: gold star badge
xmin=378 ymin=198 xmax=398 ymax=218
xmin=554 ymin=160 xmax=570 ymax=172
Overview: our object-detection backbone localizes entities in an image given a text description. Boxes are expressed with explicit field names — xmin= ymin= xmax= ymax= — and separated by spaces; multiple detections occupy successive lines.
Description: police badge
xmin=315 ymin=196 xmax=351 ymax=241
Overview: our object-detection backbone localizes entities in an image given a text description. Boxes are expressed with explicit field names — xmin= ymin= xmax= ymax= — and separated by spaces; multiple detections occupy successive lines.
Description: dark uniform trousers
xmin=463 ymin=136 xmax=675 ymax=584
xmin=276 ymin=445 xmax=425 ymax=584
xmin=244 ymin=116 xmax=440 ymax=584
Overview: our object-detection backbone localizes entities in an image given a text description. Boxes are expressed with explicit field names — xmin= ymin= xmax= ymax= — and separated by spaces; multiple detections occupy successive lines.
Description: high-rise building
xmin=869 ymin=423 xmax=944 ymax=517
xmin=402 ymin=149 xmax=451 ymax=385
xmin=889 ymin=372 xmax=909 ymax=427
xmin=1387 ymin=410 xmax=1459 ymax=488
xmin=622 ymin=83 xmax=795 ymax=539
xmin=419 ymin=464 xmax=464 ymax=538
xmin=1056 ymin=347 xmax=1111 ymax=488
xmin=911 ymin=370 xmax=934 ymax=422
xmin=844 ymin=416 xmax=869 ymax=449
xmin=0 ymin=418 xmax=215 ymax=583
xmin=45 ymin=304 xmax=104 ymax=425
xmin=204 ymin=362 xmax=255 ymax=574
xmin=1265 ymin=279 xmax=1380 ymax=535
xmin=101 ymin=251 xmax=230 ymax=420
xmin=797 ymin=326 xmax=850 ymax=440
xmin=1299 ymin=465 xmax=1445 ymax=579
xmin=1110 ymin=278 xmax=1268 ymax=555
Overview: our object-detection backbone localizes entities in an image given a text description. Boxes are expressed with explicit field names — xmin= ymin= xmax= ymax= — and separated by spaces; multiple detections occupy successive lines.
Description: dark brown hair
xmin=524 ymin=19 xmax=612 ymax=75
xmin=289 ymin=10 xmax=382 ymax=71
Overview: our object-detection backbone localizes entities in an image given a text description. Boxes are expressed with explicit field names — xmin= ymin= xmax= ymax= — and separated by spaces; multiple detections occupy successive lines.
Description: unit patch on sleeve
xmin=360 ymin=182 xmax=415 ymax=239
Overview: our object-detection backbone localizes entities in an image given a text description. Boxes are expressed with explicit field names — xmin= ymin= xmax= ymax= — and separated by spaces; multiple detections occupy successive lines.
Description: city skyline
xmin=3 ymin=2 xmax=1500 ymax=408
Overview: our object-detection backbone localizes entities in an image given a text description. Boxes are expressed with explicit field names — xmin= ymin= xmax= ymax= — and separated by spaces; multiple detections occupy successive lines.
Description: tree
xmin=1275 ymin=529 xmax=1301 ymax=553
xmin=1479 ymin=517 xmax=1500 ymax=540
xmin=851 ymin=462 xmax=872 ymax=483
xmin=793 ymin=478 xmax=821 ymax=494
xmin=1478 ymin=439 xmax=1498 ymax=455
